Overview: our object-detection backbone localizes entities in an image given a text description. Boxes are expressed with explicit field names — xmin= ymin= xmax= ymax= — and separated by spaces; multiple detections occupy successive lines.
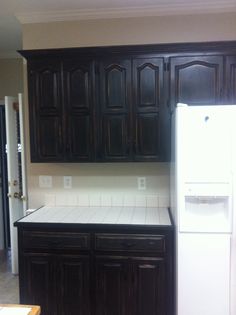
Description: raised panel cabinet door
xmin=170 ymin=56 xmax=224 ymax=110
xmin=226 ymin=56 xmax=236 ymax=103
xmin=57 ymin=255 xmax=91 ymax=315
xmin=37 ymin=116 xmax=64 ymax=161
xmin=20 ymin=253 xmax=54 ymax=315
xmin=27 ymin=60 xmax=64 ymax=162
xmin=133 ymin=58 xmax=167 ymax=161
xmin=131 ymin=257 xmax=166 ymax=315
xmin=102 ymin=114 xmax=130 ymax=161
xmin=99 ymin=60 xmax=132 ymax=161
xmin=134 ymin=113 xmax=160 ymax=161
xmin=133 ymin=58 xmax=164 ymax=113
xmin=63 ymin=60 xmax=95 ymax=161
xmin=95 ymin=256 xmax=129 ymax=315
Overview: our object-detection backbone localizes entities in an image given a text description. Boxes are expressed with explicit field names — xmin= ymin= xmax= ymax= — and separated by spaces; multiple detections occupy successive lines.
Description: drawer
xmin=95 ymin=234 xmax=165 ymax=252
xmin=22 ymin=231 xmax=90 ymax=250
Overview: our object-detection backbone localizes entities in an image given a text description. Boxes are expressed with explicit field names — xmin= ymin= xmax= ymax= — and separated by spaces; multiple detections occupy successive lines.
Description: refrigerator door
xmin=176 ymin=105 xmax=232 ymax=183
xmin=178 ymin=233 xmax=230 ymax=315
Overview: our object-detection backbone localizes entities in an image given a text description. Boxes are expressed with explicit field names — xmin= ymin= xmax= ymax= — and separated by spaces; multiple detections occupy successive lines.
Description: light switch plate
xmin=63 ymin=176 xmax=72 ymax=189
xmin=39 ymin=175 xmax=52 ymax=188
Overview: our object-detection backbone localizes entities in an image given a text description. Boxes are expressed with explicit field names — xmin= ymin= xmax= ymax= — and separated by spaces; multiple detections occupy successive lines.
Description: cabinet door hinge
xmin=164 ymin=62 xmax=170 ymax=72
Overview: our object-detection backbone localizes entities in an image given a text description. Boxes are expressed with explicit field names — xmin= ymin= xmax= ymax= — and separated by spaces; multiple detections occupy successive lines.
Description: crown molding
xmin=16 ymin=1 xmax=236 ymax=24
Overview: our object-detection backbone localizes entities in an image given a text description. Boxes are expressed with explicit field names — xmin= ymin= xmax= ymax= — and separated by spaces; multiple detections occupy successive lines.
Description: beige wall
xmin=23 ymin=13 xmax=236 ymax=49
xmin=22 ymin=12 xmax=236 ymax=208
xmin=0 ymin=58 xmax=23 ymax=100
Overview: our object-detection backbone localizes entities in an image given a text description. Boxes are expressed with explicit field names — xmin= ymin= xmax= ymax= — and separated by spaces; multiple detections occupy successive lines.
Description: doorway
xmin=0 ymin=105 xmax=10 ymax=249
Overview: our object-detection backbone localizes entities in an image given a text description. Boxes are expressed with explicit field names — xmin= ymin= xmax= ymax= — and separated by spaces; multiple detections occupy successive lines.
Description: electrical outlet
xmin=137 ymin=177 xmax=146 ymax=190
xmin=64 ymin=176 xmax=72 ymax=189
xmin=39 ymin=175 xmax=52 ymax=188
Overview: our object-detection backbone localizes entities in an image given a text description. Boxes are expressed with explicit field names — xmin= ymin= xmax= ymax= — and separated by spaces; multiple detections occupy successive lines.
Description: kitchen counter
xmin=15 ymin=206 xmax=172 ymax=226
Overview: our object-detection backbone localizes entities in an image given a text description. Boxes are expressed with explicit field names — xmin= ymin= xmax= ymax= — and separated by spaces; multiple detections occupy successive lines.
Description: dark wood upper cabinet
xmin=63 ymin=60 xmax=95 ymax=161
xmin=28 ymin=60 xmax=64 ymax=161
xmin=99 ymin=60 xmax=132 ymax=161
xmin=226 ymin=56 xmax=236 ymax=104
xmin=170 ymin=56 xmax=224 ymax=110
xmin=21 ymin=41 xmax=236 ymax=163
xmin=133 ymin=58 xmax=164 ymax=161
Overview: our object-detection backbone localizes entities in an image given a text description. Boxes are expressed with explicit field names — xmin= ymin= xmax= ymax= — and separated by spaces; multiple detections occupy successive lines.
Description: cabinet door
xmin=20 ymin=253 xmax=54 ymax=315
xmin=95 ymin=256 xmax=129 ymax=315
xmin=63 ymin=60 xmax=95 ymax=161
xmin=133 ymin=58 xmax=165 ymax=161
xmin=226 ymin=56 xmax=236 ymax=104
xmin=131 ymin=257 xmax=165 ymax=315
xmin=28 ymin=60 xmax=64 ymax=162
xmin=170 ymin=56 xmax=224 ymax=110
xmin=57 ymin=255 xmax=91 ymax=315
xmin=99 ymin=60 xmax=132 ymax=161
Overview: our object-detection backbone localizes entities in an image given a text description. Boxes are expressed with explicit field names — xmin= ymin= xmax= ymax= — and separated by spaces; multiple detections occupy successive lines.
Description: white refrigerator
xmin=171 ymin=103 xmax=236 ymax=315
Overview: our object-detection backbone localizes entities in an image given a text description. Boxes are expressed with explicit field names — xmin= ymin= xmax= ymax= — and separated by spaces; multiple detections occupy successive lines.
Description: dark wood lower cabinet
xmin=58 ymin=255 xmax=91 ymax=315
xmin=95 ymin=256 xmax=166 ymax=315
xmin=95 ymin=257 xmax=128 ymax=315
xmin=20 ymin=253 xmax=91 ymax=315
xmin=132 ymin=257 xmax=165 ymax=315
xmin=17 ymin=226 xmax=174 ymax=315
xmin=21 ymin=253 xmax=53 ymax=315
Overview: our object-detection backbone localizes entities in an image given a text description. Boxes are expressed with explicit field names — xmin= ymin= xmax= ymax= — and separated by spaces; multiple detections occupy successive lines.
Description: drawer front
xmin=95 ymin=234 xmax=165 ymax=252
xmin=22 ymin=231 xmax=90 ymax=250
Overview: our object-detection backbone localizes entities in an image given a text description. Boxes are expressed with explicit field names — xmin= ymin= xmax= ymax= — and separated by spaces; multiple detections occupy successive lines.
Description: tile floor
xmin=0 ymin=250 xmax=19 ymax=303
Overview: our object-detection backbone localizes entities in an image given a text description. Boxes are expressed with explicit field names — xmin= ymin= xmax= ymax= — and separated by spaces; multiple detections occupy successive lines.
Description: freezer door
xmin=177 ymin=233 xmax=230 ymax=315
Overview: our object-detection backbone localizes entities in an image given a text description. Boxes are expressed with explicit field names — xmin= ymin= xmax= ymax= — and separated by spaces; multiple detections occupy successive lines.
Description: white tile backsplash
xmin=89 ymin=194 xmax=101 ymax=207
xmin=111 ymin=195 xmax=124 ymax=207
xmin=45 ymin=194 xmax=55 ymax=206
xmin=78 ymin=194 xmax=89 ymax=206
xmin=146 ymin=195 xmax=159 ymax=207
xmin=55 ymin=194 xmax=66 ymax=206
xmin=135 ymin=195 xmax=146 ymax=207
xmin=43 ymin=193 xmax=169 ymax=208
xmin=101 ymin=195 xmax=112 ymax=207
xmin=66 ymin=194 xmax=77 ymax=206
xmin=159 ymin=195 xmax=170 ymax=207
xmin=123 ymin=195 xmax=135 ymax=207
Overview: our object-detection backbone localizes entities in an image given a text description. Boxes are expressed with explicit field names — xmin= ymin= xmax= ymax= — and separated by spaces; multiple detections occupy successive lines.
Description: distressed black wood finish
xmin=20 ymin=40 xmax=236 ymax=163
xmin=63 ymin=59 xmax=96 ymax=161
xmin=27 ymin=60 xmax=64 ymax=161
xmin=99 ymin=59 xmax=132 ymax=161
xmin=170 ymin=55 xmax=224 ymax=110
xmin=15 ymin=220 xmax=174 ymax=315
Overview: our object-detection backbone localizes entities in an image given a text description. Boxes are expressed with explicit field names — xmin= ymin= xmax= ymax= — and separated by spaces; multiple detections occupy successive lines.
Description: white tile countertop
xmin=18 ymin=206 xmax=171 ymax=226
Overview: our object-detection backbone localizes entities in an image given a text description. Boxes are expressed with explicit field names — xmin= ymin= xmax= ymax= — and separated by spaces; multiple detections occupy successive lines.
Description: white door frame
xmin=5 ymin=94 xmax=27 ymax=274
xmin=0 ymin=100 xmax=5 ymax=250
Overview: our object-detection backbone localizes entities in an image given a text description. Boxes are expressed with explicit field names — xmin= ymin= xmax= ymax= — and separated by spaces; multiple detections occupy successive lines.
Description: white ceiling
xmin=1 ymin=0 xmax=236 ymax=58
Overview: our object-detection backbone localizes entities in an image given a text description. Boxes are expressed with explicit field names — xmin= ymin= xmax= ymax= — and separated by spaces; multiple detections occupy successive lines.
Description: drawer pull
xmin=122 ymin=242 xmax=136 ymax=248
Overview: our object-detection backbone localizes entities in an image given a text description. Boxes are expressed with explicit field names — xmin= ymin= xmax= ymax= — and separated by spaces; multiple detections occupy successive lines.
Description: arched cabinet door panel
xmin=133 ymin=58 xmax=166 ymax=161
xmin=63 ymin=60 xmax=95 ymax=161
xmin=27 ymin=60 xmax=64 ymax=161
xmin=170 ymin=56 xmax=224 ymax=110
xmin=99 ymin=60 xmax=132 ymax=161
